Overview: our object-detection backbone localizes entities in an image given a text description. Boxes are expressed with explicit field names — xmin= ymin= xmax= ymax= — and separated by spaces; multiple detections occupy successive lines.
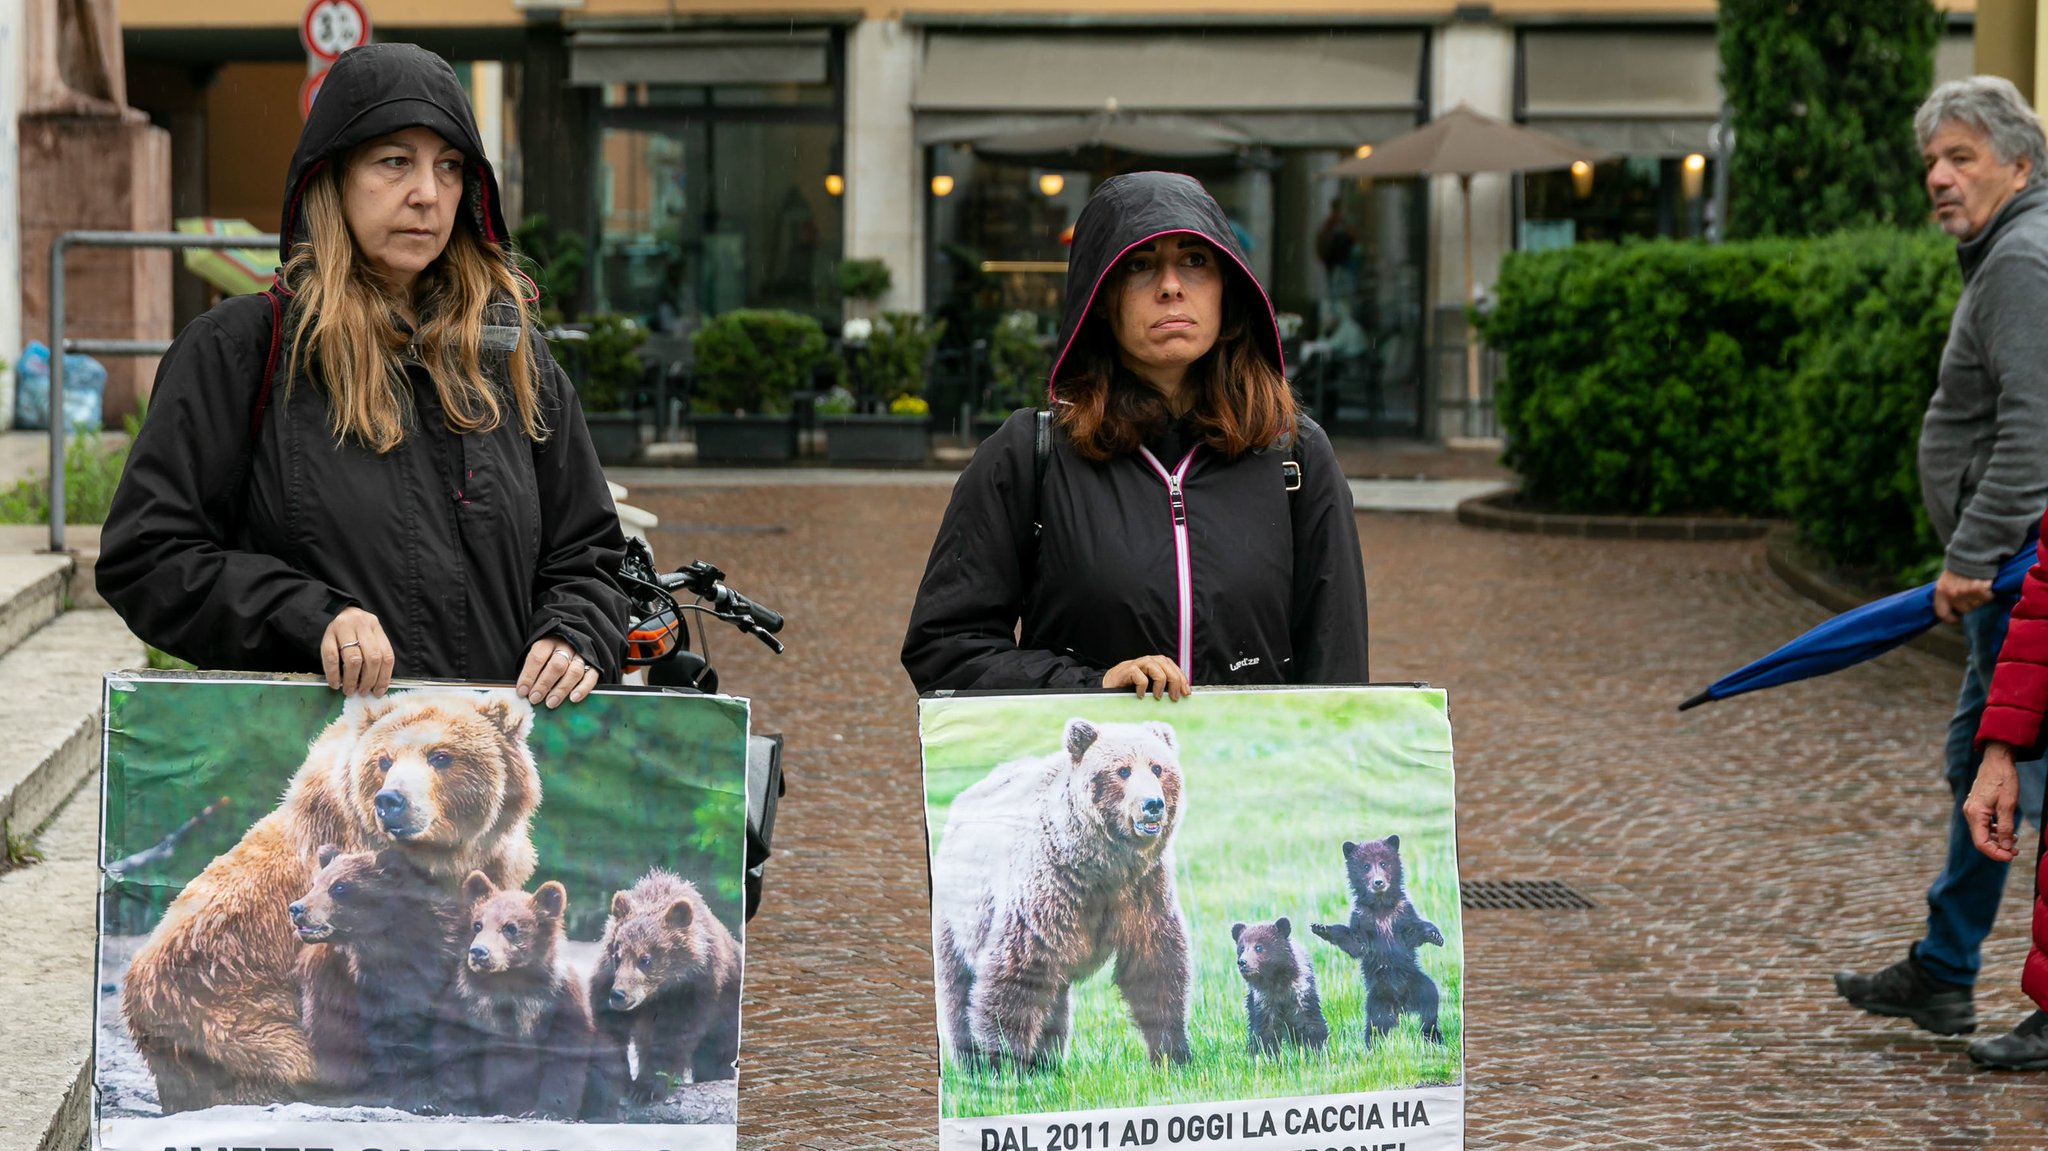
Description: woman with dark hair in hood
xmin=95 ymin=44 xmax=629 ymax=1115
xmin=99 ymin=43 xmax=627 ymax=706
xmin=902 ymin=172 xmax=1369 ymax=697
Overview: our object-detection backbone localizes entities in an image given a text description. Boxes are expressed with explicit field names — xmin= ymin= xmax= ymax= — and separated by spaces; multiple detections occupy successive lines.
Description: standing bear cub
xmin=1311 ymin=835 xmax=1445 ymax=1048
xmin=1231 ymin=918 xmax=1329 ymax=1056
xmin=434 ymin=873 xmax=607 ymax=1120
xmin=932 ymin=717 xmax=1192 ymax=1071
xmin=587 ymin=868 xmax=744 ymax=1102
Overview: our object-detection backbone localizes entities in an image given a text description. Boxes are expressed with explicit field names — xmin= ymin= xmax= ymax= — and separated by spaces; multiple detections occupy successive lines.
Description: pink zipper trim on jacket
xmin=1137 ymin=445 xmax=1200 ymax=680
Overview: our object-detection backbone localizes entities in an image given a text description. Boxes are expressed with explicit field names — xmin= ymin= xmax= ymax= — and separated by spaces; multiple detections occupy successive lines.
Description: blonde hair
xmin=281 ymin=162 xmax=547 ymax=452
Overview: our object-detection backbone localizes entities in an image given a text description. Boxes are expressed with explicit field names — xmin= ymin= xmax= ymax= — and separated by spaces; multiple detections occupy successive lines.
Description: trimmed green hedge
xmin=1479 ymin=229 xmax=1960 ymax=580
xmin=1781 ymin=229 xmax=1958 ymax=580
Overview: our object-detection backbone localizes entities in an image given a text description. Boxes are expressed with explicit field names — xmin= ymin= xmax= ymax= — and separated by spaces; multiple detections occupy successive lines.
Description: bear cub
xmin=1231 ymin=917 xmax=1329 ymax=1056
xmin=1310 ymin=835 xmax=1445 ymax=1047
xmin=434 ymin=873 xmax=610 ymax=1120
xmin=588 ymin=869 xmax=743 ymax=1103
xmin=291 ymin=845 xmax=467 ymax=1109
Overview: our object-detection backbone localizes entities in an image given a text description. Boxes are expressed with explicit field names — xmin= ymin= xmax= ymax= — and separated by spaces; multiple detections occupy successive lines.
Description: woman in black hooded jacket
xmin=98 ymin=43 xmax=627 ymax=704
xmin=902 ymin=172 xmax=1369 ymax=696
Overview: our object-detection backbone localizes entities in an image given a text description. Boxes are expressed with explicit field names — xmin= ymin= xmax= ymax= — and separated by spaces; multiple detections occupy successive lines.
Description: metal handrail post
xmin=48 ymin=233 xmax=69 ymax=553
xmin=43 ymin=230 xmax=282 ymax=554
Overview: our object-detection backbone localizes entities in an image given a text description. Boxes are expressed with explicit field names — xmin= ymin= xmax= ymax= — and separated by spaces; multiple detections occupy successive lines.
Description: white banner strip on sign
xmin=939 ymin=1086 xmax=1464 ymax=1151
xmin=100 ymin=1118 xmax=738 ymax=1151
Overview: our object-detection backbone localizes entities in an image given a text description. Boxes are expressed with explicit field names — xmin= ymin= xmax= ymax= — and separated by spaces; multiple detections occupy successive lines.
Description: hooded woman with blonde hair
xmin=100 ymin=43 xmax=627 ymax=707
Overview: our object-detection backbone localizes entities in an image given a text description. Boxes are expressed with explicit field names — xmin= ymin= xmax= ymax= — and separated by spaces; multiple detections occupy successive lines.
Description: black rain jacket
xmin=901 ymin=171 xmax=1370 ymax=692
xmin=98 ymin=43 xmax=629 ymax=682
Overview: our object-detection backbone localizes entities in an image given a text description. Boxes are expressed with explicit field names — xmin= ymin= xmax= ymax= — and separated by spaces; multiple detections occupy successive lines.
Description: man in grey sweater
xmin=1834 ymin=76 xmax=2048 ymax=1069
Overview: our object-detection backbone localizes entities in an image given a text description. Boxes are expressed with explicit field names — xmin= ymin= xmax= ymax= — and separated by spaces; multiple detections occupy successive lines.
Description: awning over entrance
xmin=568 ymin=31 xmax=831 ymax=87
xmin=1520 ymin=29 xmax=1720 ymax=155
xmin=914 ymin=30 xmax=1426 ymax=149
xmin=1522 ymin=26 xmax=1978 ymax=156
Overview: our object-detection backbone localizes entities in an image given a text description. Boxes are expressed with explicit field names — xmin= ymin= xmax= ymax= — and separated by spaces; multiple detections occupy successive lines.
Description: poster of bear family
xmin=92 ymin=673 xmax=751 ymax=1151
xmin=920 ymin=686 xmax=1464 ymax=1151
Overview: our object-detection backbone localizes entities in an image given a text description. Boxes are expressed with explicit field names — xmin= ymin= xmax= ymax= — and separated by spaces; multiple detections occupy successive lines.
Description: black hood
xmin=1048 ymin=171 xmax=1284 ymax=397
xmin=278 ymin=42 xmax=509 ymax=266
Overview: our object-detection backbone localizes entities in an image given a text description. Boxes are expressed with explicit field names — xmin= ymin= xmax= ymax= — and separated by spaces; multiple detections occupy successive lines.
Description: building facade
xmin=114 ymin=0 xmax=1983 ymax=440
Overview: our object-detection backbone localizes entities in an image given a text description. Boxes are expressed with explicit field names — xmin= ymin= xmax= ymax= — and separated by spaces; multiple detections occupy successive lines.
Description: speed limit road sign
xmin=301 ymin=0 xmax=371 ymax=62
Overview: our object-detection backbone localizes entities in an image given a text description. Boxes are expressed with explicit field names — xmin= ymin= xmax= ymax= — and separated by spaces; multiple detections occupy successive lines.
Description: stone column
xmin=843 ymin=19 xmax=922 ymax=314
xmin=1428 ymin=15 xmax=1514 ymax=443
xmin=1977 ymin=0 xmax=2037 ymax=100
xmin=19 ymin=0 xmax=171 ymax=426
xmin=0 ymin=0 xmax=25 ymax=425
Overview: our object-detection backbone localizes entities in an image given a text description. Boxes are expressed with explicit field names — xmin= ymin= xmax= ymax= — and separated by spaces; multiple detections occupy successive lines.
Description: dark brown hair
xmin=1052 ymin=273 xmax=1296 ymax=462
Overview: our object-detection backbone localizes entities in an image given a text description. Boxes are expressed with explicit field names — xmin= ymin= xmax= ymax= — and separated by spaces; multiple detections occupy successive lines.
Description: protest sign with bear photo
xmin=920 ymin=686 xmax=1463 ymax=1151
xmin=92 ymin=673 xmax=750 ymax=1151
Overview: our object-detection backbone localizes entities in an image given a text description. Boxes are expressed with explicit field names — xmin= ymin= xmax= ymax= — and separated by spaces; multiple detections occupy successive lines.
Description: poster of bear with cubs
xmin=920 ymin=686 xmax=1464 ymax=1151
xmin=92 ymin=674 xmax=750 ymax=1151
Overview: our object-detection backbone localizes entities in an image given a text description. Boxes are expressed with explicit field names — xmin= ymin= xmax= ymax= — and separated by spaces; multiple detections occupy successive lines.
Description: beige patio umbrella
xmin=1327 ymin=104 xmax=1609 ymax=433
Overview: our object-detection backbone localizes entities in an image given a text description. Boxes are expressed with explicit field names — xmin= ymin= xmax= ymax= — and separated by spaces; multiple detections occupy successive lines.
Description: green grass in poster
xmin=921 ymin=688 xmax=1462 ymax=1119
xmin=102 ymin=677 xmax=749 ymax=941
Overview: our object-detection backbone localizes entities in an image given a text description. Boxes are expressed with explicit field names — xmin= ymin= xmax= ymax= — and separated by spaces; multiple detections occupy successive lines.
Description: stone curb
xmin=1763 ymin=524 xmax=1967 ymax=665
xmin=1455 ymin=489 xmax=1777 ymax=540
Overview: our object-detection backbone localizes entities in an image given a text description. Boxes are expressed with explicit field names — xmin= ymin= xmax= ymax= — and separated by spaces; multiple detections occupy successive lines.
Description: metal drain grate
xmin=1461 ymin=880 xmax=1596 ymax=911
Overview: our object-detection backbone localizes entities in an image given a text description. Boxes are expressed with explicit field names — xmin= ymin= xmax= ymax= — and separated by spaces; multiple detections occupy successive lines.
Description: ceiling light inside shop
xmin=931 ymin=175 xmax=956 ymax=197
xmin=1038 ymin=173 xmax=1066 ymax=196
xmin=1354 ymin=145 xmax=1374 ymax=159
xmin=1683 ymin=153 xmax=1707 ymax=173
xmin=1570 ymin=160 xmax=1594 ymax=199
xmin=825 ymin=173 xmax=845 ymax=197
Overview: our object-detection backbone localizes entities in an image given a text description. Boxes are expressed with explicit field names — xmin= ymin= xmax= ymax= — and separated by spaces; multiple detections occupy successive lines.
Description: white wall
xmin=843 ymin=19 xmax=922 ymax=313
xmin=1429 ymin=20 xmax=1515 ymax=312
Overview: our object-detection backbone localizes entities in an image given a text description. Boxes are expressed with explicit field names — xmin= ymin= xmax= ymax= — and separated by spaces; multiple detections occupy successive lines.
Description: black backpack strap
xmin=252 ymin=286 xmax=284 ymax=436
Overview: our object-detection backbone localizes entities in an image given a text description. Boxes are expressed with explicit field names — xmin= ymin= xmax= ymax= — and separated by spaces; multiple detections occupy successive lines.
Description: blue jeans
xmin=1913 ymin=597 xmax=2048 ymax=987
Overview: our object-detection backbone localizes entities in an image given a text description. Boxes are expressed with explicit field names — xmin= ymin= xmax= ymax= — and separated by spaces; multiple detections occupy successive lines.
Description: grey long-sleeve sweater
xmin=1921 ymin=181 xmax=2048 ymax=580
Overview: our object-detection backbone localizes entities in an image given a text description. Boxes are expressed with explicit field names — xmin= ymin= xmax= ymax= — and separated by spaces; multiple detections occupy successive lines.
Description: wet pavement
xmin=619 ymin=477 xmax=2048 ymax=1150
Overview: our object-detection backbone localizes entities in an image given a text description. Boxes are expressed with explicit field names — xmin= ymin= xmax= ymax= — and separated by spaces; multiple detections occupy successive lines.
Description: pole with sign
xmin=299 ymin=0 xmax=371 ymax=119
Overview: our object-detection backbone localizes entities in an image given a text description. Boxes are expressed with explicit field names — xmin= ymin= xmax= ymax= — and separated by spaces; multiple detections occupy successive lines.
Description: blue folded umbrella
xmin=1678 ymin=545 xmax=2039 ymax=711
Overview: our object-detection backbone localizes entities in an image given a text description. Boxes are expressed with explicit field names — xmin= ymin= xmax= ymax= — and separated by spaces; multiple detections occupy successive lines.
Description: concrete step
xmin=0 ymin=778 xmax=99 ymax=1151
xmin=0 ymin=552 xmax=73 ymax=660
xmin=0 ymin=526 xmax=103 ymax=611
xmin=0 ymin=610 xmax=143 ymax=843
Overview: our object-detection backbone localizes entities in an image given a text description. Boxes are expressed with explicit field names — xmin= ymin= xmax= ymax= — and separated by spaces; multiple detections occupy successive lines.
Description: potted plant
xmin=824 ymin=311 xmax=946 ymax=465
xmin=836 ymin=258 xmax=892 ymax=320
xmin=571 ymin=311 xmax=646 ymax=466
xmin=976 ymin=310 xmax=1051 ymax=440
xmin=690 ymin=309 xmax=833 ymax=464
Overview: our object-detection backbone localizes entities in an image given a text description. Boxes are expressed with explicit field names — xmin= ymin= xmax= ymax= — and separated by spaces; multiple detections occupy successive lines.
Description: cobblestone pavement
xmin=623 ymin=480 xmax=2048 ymax=1150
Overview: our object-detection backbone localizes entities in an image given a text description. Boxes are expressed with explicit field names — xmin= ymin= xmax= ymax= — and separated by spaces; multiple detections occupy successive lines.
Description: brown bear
xmin=587 ymin=869 xmax=744 ymax=1103
xmin=1231 ymin=917 xmax=1329 ymax=1056
xmin=931 ymin=717 xmax=1191 ymax=1071
xmin=433 ymin=872 xmax=606 ymax=1120
xmin=289 ymin=845 xmax=468 ymax=1110
xmin=1310 ymin=835 xmax=1445 ymax=1048
xmin=120 ymin=689 xmax=541 ymax=1112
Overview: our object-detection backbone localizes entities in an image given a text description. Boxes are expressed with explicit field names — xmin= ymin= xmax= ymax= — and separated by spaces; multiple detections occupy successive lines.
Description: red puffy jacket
xmin=1974 ymin=525 xmax=2048 ymax=1012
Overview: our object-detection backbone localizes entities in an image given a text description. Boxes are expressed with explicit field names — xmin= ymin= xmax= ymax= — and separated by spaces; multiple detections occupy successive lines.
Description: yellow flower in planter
xmin=890 ymin=394 xmax=931 ymax=416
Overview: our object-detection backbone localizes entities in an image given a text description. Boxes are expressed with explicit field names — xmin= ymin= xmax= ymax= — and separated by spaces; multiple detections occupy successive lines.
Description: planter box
xmin=584 ymin=411 xmax=642 ymax=467
xmin=822 ymin=414 xmax=930 ymax=465
xmin=694 ymin=413 xmax=799 ymax=463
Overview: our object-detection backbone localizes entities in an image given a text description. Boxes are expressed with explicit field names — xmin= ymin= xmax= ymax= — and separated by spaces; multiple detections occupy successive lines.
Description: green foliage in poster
xmin=1718 ymin=0 xmax=1943 ymax=238
xmin=102 ymin=681 xmax=747 ymax=942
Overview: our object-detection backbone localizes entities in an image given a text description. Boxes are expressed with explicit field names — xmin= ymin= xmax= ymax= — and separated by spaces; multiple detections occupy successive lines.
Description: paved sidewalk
xmin=618 ymin=480 xmax=2048 ymax=1150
